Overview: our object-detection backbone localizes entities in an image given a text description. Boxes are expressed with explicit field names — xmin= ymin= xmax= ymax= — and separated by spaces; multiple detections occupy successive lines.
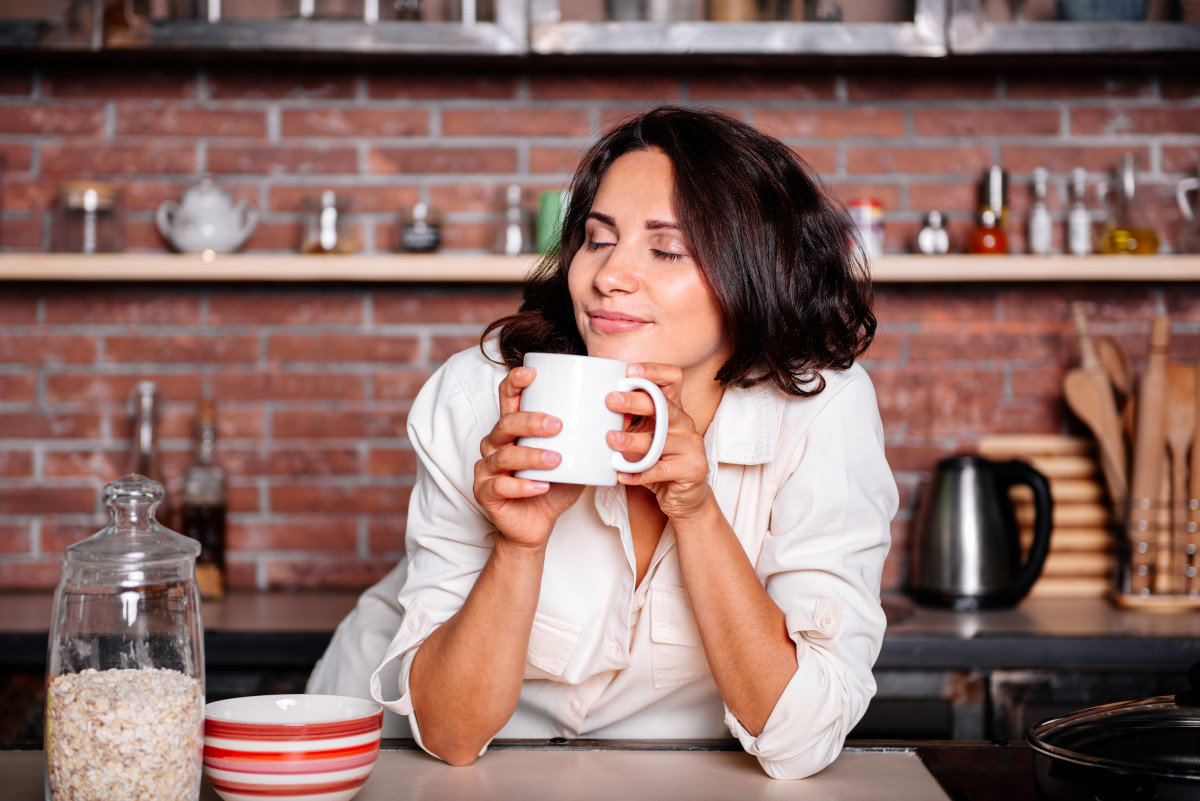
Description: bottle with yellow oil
xmin=1097 ymin=154 xmax=1160 ymax=255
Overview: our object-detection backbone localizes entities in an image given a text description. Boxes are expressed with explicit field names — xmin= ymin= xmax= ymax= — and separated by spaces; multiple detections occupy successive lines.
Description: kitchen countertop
xmin=2 ymin=592 xmax=1196 ymax=670
xmin=1 ymin=740 xmax=1041 ymax=801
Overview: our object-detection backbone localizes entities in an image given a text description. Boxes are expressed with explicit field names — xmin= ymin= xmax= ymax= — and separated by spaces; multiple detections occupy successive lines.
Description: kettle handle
xmin=994 ymin=459 xmax=1053 ymax=602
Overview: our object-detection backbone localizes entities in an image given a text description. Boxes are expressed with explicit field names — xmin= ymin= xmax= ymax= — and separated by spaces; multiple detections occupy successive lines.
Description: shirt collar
xmin=705 ymin=381 xmax=780 ymax=467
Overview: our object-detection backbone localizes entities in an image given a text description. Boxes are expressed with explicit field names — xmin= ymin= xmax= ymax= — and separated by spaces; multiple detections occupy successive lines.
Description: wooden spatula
xmin=1164 ymin=364 xmax=1195 ymax=595
xmin=1066 ymin=304 xmax=1128 ymax=511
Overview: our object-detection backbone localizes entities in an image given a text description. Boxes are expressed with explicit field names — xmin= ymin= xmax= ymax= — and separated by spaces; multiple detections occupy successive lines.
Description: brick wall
xmin=2 ymin=58 xmax=1199 ymax=592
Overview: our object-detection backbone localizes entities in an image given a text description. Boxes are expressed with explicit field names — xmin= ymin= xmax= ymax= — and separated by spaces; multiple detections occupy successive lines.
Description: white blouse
xmin=336 ymin=343 xmax=895 ymax=780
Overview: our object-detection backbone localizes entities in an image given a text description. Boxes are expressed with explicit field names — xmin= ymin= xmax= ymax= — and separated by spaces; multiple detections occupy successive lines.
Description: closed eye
xmin=652 ymin=249 xmax=684 ymax=261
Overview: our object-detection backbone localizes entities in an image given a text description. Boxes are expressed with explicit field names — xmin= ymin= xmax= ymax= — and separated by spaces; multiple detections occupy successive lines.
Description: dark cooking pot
xmin=1027 ymin=662 xmax=1200 ymax=800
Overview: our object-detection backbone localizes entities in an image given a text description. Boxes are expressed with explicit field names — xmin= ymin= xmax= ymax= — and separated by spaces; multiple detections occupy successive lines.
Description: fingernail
xmin=543 ymin=416 xmax=561 ymax=432
xmin=530 ymin=481 xmax=550 ymax=491
xmin=627 ymin=364 xmax=643 ymax=376
xmin=544 ymin=451 xmax=561 ymax=466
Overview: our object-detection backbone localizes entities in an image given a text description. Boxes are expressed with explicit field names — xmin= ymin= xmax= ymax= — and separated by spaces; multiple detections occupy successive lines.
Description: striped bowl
xmin=204 ymin=694 xmax=384 ymax=801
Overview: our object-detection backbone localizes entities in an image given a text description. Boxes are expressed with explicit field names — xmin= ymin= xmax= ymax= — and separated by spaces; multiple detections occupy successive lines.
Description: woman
xmin=309 ymin=106 xmax=897 ymax=780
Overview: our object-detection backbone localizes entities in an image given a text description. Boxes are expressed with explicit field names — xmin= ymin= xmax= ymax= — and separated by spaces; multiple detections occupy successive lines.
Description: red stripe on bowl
xmin=204 ymin=741 xmax=379 ymax=763
xmin=207 ymin=776 xmax=369 ymax=797
xmin=205 ymin=711 xmax=382 ymax=741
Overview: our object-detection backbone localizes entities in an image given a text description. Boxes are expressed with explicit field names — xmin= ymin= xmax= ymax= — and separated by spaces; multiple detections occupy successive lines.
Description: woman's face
xmin=568 ymin=148 xmax=730 ymax=385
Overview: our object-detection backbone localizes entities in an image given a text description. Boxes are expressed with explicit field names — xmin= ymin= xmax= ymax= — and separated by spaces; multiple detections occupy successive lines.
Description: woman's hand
xmin=606 ymin=362 xmax=712 ymax=521
xmin=473 ymin=366 xmax=585 ymax=549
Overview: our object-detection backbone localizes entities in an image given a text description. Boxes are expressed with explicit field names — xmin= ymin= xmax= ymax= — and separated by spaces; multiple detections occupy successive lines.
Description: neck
xmin=681 ymin=372 xmax=725 ymax=436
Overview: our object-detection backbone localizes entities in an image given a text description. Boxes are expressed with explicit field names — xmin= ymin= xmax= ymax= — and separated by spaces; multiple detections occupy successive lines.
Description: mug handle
xmin=610 ymin=377 xmax=669 ymax=474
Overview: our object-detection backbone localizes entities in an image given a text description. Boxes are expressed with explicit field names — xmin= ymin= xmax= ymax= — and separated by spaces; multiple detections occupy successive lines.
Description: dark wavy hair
xmin=482 ymin=105 xmax=876 ymax=397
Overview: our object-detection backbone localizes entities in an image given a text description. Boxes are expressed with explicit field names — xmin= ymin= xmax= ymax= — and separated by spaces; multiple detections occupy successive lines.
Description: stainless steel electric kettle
xmin=908 ymin=455 xmax=1053 ymax=611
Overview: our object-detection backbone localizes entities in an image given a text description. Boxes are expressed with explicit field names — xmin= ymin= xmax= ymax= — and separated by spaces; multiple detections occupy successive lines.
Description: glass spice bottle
xmin=127 ymin=381 xmax=173 ymax=528
xmin=967 ymin=208 xmax=1009 ymax=255
xmin=180 ymin=397 xmax=228 ymax=601
xmin=46 ymin=474 xmax=205 ymax=801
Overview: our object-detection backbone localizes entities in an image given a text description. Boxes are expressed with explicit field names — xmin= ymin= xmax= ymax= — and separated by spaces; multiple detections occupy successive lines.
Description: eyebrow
xmin=587 ymin=212 xmax=681 ymax=231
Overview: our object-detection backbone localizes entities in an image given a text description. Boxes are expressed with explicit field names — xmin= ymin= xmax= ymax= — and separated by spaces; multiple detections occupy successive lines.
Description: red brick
xmin=847 ymin=146 xmax=994 ymax=176
xmin=908 ymin=325 xmax=1062 ymax=363
xmin=281 ymin=108 xmax=429 ymax=138
xmin=999 ymin=286 xmax=1161 ymax=325
xmin=0 ymin=334 xmax=97 ymax=365
xmin=43 ymin=67 xmax=198 ymax=99
xmin=42 ymin=523 xmax=103 ymax=555
xmin=0 ymin=560 xmax=63 ymax=589
xmin=369 ymin=147 xmax=517 ymax=175
xmin=374 ymin=289 xmax=521 ymax=324
xmin=908 ymin=181 xmax=979 ymax=214
xmin=0 ymin=374 xmax=36 ymax=403
xmin=1163 ymin=146 xmax=1200 ymax=174
xmin=239 ymin=221 xmax=307 ymax=252
xmin=367 ymin=517 xmax=407 ymax=554
xmin=209 ymin=290 xmax=363 ymax=325
xmin=0 ymin=70 xmax=32 ymax=96
xmin=0 ymin=180 xmax=53 ymax=215
xmin=102 ymin=334 xmax=260 ymax=364
xmin=272 ymin=408 xmax=409 ymax=439
xmin=1072 ymin=106 xmax=1200 ymax=136
xmin=119 ymin=180 xmax=259 ymax=213
xmin=530 ymin=147 xmax=585 ymax=175
xmin=44 ymin=292 xmax=202 ymax=325
xmin=270 ymin=483 xmax=412 ymax=513
xmin=122 ymin=218 xmax=171 ymax=252
xmin=690 ymin=70 xmax=835 ymax=101
xmin=368 ymin=69 xmax=519 ymax=100
xmin=428 ymin=183 xmax=508 ymax=214
xmin=884 ymin=443 xmax=961 ymax=473
xmin=115 ymin=105 xmax=268 ymax=137
xmin=207 ymin=144 xmax=357 ymax=175
xmin=387 ymin=220 xmax=496 ymax=252
xmin=228 ymin=485 xmax=260 ymax=514
xmin=39 ymin=142 xmax=196 ymax=177
xmin=1162 ymin=73 xmax=1200 ymax=100
xmin=1005 ymin=71 xmax=1155 ymax=100
xmin=432 ymin=334 xmax=486 ymax=362
xmin=262 ymin=448 xmax=361 ymax=476
xmin=875 ymin=284 xmax=1000 ymax=324
xmin=0 ymin=412 xmax=102 ymax=439
xmin=998 ymin=145 xmax=1150 ymax=174
xmin=367 ymin=448 xmax=419 ymax=477
xmin=267 ymin=333 xmax=420 ymax=364
xmin=0 ymin=524 xmax=32 ymax=554
xmin=1010 ymin=365 xmax=1069 ymax=401
xmin=0 ymin=142 xmax=33 ymax=172
xmin=528 ymin=72 xmax=680 ymax=102
xmin=875 ymin=366 xmax=1012 ymax=439
xmin=913 ymin=108 xmax=1061 ymax=137
xmin=265 ymin=185 xmax=420 ymax=214
xmin=861 ymin=332 xmax=903 ymax=363
xmin=846 ymin=70 xmax=999 ymax=101
xmin=0 ymin=217 xmax=40 ymax=250
xmin=265 ymin=557 xmax=396 ymax=590
xmin=0 ymin=486 xmax=95 ymax=515
xmin=228 ymin=519 xmax=359 ymax=551
xmin=206 ymin=69 xmax=356 ymax=100
xmin=0 ymin=292 xmax=39 ymax=324
xmin=757 ymin=108 xmax=906 ymax=139
xmin=373 ymin=369 xmax=435 ymax=401
xmin=0 ymin=103 xmax=105 ymax=135
xmin=224 ymin=561 xmax=257 ymax=590
xmin=826 ymin=185 xmax=905 ymax=213
xmin=443 ymin=109 xmax=591 ymax=138
xmin=0 ymin=451 xmax=33 ymax=478
xmin=43 ymin=449 xmax=125 ymax=480
xmin=209 ymin=371 xmax=367 ymax=402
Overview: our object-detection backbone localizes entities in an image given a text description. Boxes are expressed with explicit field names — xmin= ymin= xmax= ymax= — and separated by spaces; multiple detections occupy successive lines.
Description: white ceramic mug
xmin=515 ymin=352 xmax=669 ymax=486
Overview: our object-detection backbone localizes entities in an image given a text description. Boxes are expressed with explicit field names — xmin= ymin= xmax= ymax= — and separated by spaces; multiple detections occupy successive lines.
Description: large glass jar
xmin=45 ymin=474 xmax=205 ymax=801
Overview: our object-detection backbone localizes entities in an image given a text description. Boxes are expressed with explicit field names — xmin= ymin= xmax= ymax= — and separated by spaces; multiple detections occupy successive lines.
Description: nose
xmin=593 ymin=242 xmax=639 ymax=295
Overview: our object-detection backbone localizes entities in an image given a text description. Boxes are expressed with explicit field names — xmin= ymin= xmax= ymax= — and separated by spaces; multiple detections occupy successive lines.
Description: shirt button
xmin=569 ymin=698 xmax=583 ymax=713
xmin=407 ymin=617 xmax=420 ymax=631
xmin=608 ymin=642 xmax=621 ymax=660
xmin=820 ymin=614 xmax=834 ymax=631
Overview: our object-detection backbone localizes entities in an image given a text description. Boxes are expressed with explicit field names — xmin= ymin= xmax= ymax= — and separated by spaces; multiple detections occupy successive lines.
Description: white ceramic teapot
xmin=156 ymin=177 xmax=258 ymax=253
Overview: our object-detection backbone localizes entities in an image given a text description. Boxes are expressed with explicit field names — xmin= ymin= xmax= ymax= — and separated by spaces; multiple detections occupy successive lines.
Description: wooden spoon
xmin=1066 ymin=304 xmax=1128 ymax=510
xmin=1096 ymin=335 xmax=1133 ymax=400
xmin=1166 ymin=363 xmax=1197 ymax=595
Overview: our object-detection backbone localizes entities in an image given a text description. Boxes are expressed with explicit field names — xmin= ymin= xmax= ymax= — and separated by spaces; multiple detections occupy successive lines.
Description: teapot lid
xmin=64 ymin=474 xmax=200 ymax=567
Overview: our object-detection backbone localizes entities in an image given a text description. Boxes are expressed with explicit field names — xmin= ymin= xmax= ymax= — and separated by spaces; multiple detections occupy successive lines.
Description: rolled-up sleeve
xmin=367 ymin=352 xmax=503 ymax=755
xmin=724 ymin=370 xmax=897 ymax=779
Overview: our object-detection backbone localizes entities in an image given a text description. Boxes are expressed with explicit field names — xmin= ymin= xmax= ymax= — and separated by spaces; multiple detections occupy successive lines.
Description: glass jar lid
xmin=65 ymin=474 xmax=200 ymax=569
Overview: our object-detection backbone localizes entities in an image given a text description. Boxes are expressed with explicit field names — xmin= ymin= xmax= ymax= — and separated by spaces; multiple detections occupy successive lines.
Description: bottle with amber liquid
xmin=180 ymin=397 xmax=228 ymax=601
xmin=127 ymin=381 xmax=173 ymax=528
xmin=967 ymin=208 xmax=1008 ymax=254
xmin=1098 ymin=154 xmax=1160 ymax=255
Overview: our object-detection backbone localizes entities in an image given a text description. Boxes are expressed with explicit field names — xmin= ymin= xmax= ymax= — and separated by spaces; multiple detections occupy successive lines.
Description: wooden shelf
xmin=1 ymin=253 xmax=1199 ymax=283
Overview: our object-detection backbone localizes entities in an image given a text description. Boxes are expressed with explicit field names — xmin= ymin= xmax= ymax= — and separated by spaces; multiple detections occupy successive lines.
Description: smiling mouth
xmin=587 ymin=310 xmax=649 ymax=333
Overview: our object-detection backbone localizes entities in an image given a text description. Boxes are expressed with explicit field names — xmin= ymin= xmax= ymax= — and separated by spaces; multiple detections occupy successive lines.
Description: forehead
xmin=593 ymin=148 xmax=675 ymax=206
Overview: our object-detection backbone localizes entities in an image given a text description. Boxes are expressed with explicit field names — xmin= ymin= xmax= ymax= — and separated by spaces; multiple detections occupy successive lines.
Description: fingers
xmin=480 ymin=409 xmax=561 ymax=457
xmin=498 ymin=365 xmax=536 ymax=416
xmin=628 ymin=362 xmax=684 ymax=397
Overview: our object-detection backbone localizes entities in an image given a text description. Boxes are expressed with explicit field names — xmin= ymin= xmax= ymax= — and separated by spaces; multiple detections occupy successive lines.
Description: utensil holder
xmin=1114 ymin=498 xmax=1200 ymax=611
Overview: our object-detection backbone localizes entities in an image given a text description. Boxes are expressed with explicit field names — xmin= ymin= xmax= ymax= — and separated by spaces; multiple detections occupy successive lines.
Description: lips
xmin=587 ymin=309 xmax=649 ymax=334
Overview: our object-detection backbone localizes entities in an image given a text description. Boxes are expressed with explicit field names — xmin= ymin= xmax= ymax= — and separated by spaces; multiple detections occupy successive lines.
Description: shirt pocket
xmin=525 ymin=611 xmax=582 ymax=680
xmin=649 ymin=582 xmax=710 ymax=689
